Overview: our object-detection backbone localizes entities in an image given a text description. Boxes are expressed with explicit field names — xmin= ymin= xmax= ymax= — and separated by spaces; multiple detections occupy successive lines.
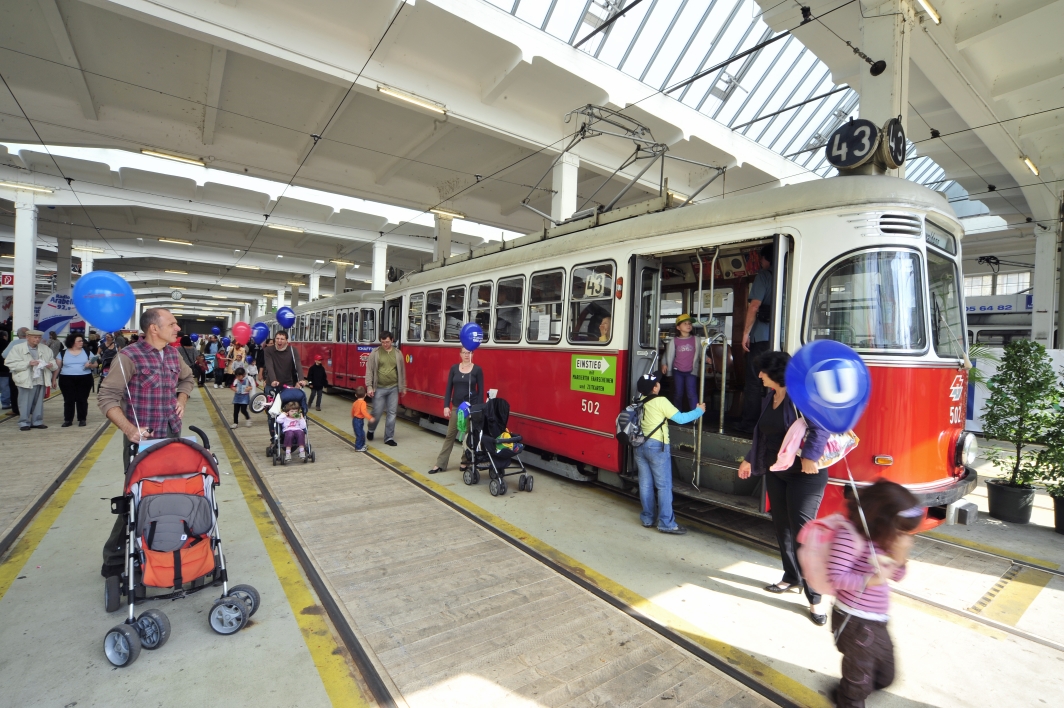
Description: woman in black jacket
xmin=428 ymin=347 xmax=484 ymax=474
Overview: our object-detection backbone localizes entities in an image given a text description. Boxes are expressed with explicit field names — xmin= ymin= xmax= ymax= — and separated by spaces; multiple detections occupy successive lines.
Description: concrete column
xmin=309 ymin=273 xmax=320 ymax=301
xmin=12 ymin=197 xmax=38 ymax=331
xmin=276 ymin=287 xmax=286 ymax=309
xmin=256 ymin=298 xmax=265 ymax=318
xmin=1057 ymin=228 xmax=1064 ymax=349
xmin=1032 ymin=227 xmax=1059 ymax=348
xmin=433 ymin=214 xmax=452 ymax=262
xmin=56 ymin=237 xmax=72 ymax=294
xmin=334 ymin=262 xmax=348 ymax=296
xmin=372 ymin=241 xmax=387 ymax=291
xmin=858 ymin=0 xmax=914 ymax=177
xmin=289 ymin=283 xmax=301 ymax=308
xmin=551 ymin=152 xmax=580 ymax=222
xmin=79 ymin=251 xmax=93 ymax=274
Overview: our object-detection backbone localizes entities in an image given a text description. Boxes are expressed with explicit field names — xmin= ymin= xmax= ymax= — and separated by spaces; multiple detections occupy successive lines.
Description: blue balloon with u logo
xmin=276 ymin=306 xmax=296 ymax=328
xmin=785 ymin=340 xmax=871 ymax=434
xmin=459 ymin=322 xmax=484 ymax=351
xmin=211 ymin=326 xmax=221 ymax=336
xmin=251 ymin=322 xmax=270 ymax=345
xmin=190 ymin=333 xmax=199 ymax=342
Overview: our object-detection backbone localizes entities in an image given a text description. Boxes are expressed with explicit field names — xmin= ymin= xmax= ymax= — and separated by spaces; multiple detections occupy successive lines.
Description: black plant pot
xmin=986 ymin=479 xmax=1035 ymax=524
xmin=1054 ymin=496 xmax=1064 ymax=535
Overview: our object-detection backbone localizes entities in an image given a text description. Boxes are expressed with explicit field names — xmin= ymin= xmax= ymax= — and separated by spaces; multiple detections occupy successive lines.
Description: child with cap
xmin=634 ymin=373 xmax=705 ymax=534
xmin=306 ymin=354 xmax=328 ymax=411
xmin=661 ymin=313 xmax=704 ymax=412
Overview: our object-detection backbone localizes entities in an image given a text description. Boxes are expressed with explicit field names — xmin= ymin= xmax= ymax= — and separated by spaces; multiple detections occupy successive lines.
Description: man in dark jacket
xmin=306 ymin=354 xmax=328 ymax=411
xmin=261 ymin=330 xmax=304 ymax=393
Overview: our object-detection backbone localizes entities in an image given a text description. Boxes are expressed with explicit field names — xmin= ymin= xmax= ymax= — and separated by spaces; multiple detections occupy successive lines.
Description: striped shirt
xmin=827 ymin=521 xmax=907 ymax=621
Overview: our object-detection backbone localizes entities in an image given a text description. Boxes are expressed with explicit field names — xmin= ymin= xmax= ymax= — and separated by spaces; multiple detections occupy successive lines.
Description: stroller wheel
xmin=227 ymin=584 xmax=260 ymax=617
xmin=489 ymin=478 xmax=501 ymax=497
xmin=104 ymin=574 xmax=122 ymax=613
xmin=250 ymin=392 xmax=268 ymax=414
xmin=463 ymin=468 xmax=474 ymax=486
xmin=272 ymin=454 xmax=278 ymax=466
xmin=518 ymin=474 xmax=527 ymax=491
xmin=311 ymin=452 xmax=316 ymax=463
xmin=135 ymin=609 xmax=171 ymax=650
xmin=525 ymin=475 xmax=533 ymax=492
xmin=472 ymin=469 xmax=480 ymax=485
xmin=265 ymin=445 xmax=272 ymax=457
xmin=209 ymin=597 xmax=249 ymax=635
xmin=103 ymin=624 xmax=141 ymax=667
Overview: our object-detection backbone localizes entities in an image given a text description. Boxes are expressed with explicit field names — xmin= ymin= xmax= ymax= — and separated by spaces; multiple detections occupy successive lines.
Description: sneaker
xmin=658 ymin=525 xmax=687 ymax=535
xmin=366 ymin=432 xmax=374 ymax=441
xmin=356 ymin=446 xmax=368 ymax=452
xmin=285 ymin=451 xmax=292 ymax=461
xmin=385 ymin=439 xmax=397 ymax=447
xmin=230 ymin=423 xmax=238 ymax=429
xmin=245 ymin=420 xmax=253 ymax=427
xmin=298 ymin=448 xmax=306 ymax=459
xmin=642 ymin=522 xmax=654 ymax=528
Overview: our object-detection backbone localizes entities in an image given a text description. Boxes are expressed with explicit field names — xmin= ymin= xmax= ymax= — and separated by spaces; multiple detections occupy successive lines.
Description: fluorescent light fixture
xmin=212 ymin=295 xmax=228 ymax=299
xmin=158 ymin=238 xmax=193 ymax=246
xmin=141 ymin=149 xmax=205 ymax=166
xmin=287 ymin=281 xmax=305 ymax=286
xmin=376 ymin=84 xmax=446 ymax=114
xmin=267 ymin=224 xmax=304 ymax=233
xmin=0 ymin=180 xmax=54 ymax=194
xmin=220 ymin=283 xmax=240 ymax=288
xmin=314 ymin=259 xmax=325 ymax=264
xmin=429 ymin=207 xmax=465 ymax=219
xmin=171 ymin=286 xmax=187 ymax=289
xmin=353 ymin=264 xmax=359 ymax=269
xmin=165 ymin=269 xmax=188 ymax=275
xmin=72 ymin=246 xmax=105 ymax=253
xmin=1023 ymin=157 xmax=1039 ymax=176
xmin=1 ymin=254 xmax=13 ymax=259
xmin=235 ymin=264 xmax=260 ymax=270
xmin=196 ymin=318 xmax=206 ymax=321
xmin=915 ymin=0 xmax=941 ymax=24
xmin=330 ymin=259 xmax=354 ymax=266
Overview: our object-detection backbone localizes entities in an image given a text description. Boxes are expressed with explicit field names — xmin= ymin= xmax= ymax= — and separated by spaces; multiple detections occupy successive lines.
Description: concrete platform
xmin=301 ymin=389 xmax=1064 ymax=708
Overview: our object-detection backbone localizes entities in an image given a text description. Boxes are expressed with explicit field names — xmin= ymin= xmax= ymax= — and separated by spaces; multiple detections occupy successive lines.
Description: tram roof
xmin=392 ymin=176 xmax=959 ymax=292
xmin=255 ymin=289 xmax=383 ymax=322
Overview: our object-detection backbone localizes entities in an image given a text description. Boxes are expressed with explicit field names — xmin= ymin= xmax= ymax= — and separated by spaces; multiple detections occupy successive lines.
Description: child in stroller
xmin=264 ymin=386 xmax=315 ymax=465
xmin=462 ymin=397 xmax=533 ymax=496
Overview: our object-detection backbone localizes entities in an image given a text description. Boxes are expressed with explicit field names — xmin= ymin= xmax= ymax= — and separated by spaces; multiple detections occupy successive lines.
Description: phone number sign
xmin=570 ymin=355 xmax=616 ymax=396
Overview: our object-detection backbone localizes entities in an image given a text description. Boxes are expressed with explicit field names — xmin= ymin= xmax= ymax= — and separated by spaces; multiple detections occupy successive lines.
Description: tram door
xmin=628 ymin=256 xmax=662 ymax=402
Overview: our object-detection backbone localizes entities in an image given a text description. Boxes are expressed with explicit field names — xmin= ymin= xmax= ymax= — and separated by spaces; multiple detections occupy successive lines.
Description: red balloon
xmin=232 ymin=321 xmax=252 ymax=345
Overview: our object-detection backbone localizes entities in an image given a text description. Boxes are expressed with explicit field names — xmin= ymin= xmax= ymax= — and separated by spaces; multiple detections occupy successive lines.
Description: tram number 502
xmin=581 ymin=399 xmax=600 ymax=415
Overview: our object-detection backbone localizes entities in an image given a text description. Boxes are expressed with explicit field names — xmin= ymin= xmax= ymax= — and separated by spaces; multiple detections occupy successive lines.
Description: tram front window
xmin=807 ymin=250 xmax=926 ymax=353
xmin=927 ymin=251 xmax=966 ymax=359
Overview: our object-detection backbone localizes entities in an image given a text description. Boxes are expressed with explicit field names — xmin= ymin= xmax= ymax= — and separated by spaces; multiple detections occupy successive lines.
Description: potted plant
xmin=981 ymin=340 xmax=1059 ymax=524
xmin=1037 ymin=372 xmax=1064 ymax=534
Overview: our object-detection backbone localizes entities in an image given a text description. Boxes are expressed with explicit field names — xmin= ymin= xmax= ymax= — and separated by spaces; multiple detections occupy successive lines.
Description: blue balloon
xmin=459 ymin=322 xmax=484 ymax=351
xmin=211 ymin=326 xmax=221 ymax=335
xmin=784 ymin=340 xmax=871 ymax=434
xmin=221 ymin=336 xmax=231 ymax=347
xmin=252 ymin=322 xmax=270 ymax=345
xmin=276 ymin=306 xmax=296 ymax=328
xmin=71 ymin=271 xmax=135 ymax=333
xmin=190 ymin=333 xmax=199 ymax=342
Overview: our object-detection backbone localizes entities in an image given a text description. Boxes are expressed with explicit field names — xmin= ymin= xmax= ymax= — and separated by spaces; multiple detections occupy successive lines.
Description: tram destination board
xmin=571 ymin=354 xmax=616 ymax=396
xmin=879 ymin=116 xmax=907 ymax=169
xmin=824 ymin=118 xmax=881 ymax=169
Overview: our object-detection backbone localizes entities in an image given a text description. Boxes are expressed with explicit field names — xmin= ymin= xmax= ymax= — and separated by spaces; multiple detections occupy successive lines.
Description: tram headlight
xmin=956 ymin=432 xmax=978 ymax=468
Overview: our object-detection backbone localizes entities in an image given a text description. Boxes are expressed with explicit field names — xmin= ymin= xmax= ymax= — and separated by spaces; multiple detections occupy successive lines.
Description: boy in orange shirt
xmin=351 ymin=386 xmax=375 ymax=452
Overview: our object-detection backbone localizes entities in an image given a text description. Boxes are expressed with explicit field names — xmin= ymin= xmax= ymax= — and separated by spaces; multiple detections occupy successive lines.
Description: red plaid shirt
xmin=121 ymin=340 xmax=184 ymax=437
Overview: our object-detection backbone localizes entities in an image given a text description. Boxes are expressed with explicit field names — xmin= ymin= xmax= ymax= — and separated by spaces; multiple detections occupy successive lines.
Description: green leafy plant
xmin=1037 ymin=369 xmax=1064 ymax=497
xmin=981 ymin=340 xmax=1059 ymax=488
xmin=966 ymin=342 xmax=1000 ymax=392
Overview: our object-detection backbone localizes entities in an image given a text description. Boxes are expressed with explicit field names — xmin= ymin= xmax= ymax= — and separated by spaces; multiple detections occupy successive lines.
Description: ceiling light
xmin=314 ymin=259 xmax=325 ymax=264
xmin=165 ymin=269 xmax=188 ymax=275
xmin=1 ymin=254 xmax=13 ymax=259
xmin=1023 ymin=157 xmax=1039 ymax=176
xmin=196 ymin=318 xmax=206 ymax=321
xmin=915 ymin=0 xmax=941 ymax=24
xmin=0 ymin=180 xmax=54 ymax=194
xmin=171 ymin=286 xmax=187 ymax=290
xmin=72 ymin=246 xmax=105 ymax=253
xmin=330 ymin=259 xmax=354 ymax=266
xmin=377 ymin=84 xmax=446 ymax=114
xmin=141 ymin=149 xmax=205 ymax=166
xmin=235 ymin=264 xmax=260 ymax=270
xmin=220 ymin=283 xmax=240 ymax=288
xmin=158 ymin=238 xmax=193 ymax=246
xmin=430 ymin=207 xmax=465 ymax=219
xmin=287 ymin=281 xmax=305 ymax=286
xmin=267 ymin=224 xmax=304 ymax=233
xmin=212 ymin=295 xmax=228 ymax=299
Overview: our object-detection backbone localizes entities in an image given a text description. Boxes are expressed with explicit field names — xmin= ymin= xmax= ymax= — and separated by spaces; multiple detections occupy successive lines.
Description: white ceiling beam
xmin=36 ymin=0 xmax=97 ymax=120
xmin=202 ymin=46 xmax=227 ymax=145
xmin=954 ymin=0 xmax=1064 ymax=50
xmin=190 ymin=214 xmax=200 ymax=232
xmin=374 ymin=120 xmax=457 ymax=186
xmin=370 ymin=0 xmax=416 ymax=63
xmin=294 ymin=90 xmax=360 ymax=166
xmin=991 ymin=67 xmax=1064 ymax=102
xmin=123 ymin=206 xmax=136 ymax=225
xmin=482 ymin=51 xmax=528 ymax=104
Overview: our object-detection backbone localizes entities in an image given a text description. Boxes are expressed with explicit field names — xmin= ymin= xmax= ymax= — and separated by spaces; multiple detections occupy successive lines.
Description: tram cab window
xmin=927 ymin=251 xmax=965 ymax=359
xmin=360 ymin=308 xmax=376 ymax=343
xmin=444 ymin=287 xmax=465 ymax=342
xmin=528 ymin=269 xmax=564 ymax=344
xmin=494 ymin=276 xmax=525 ymax=343
xmin=469 ymin=282 xmax=492 ymax=341
xmin=568 ymin=261 xmax=615 ymax=345
xmin=807 ymin=250 xmax=926 ymax=353
xmin=407 ymin=293 xmax=424 ymax=342
xmin=425 ymin=290 xmax=443 ymax=342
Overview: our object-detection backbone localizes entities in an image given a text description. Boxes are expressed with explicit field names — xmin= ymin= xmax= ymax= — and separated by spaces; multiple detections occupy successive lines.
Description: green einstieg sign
xmin=570 ymin=354 xmax=617 ymax=396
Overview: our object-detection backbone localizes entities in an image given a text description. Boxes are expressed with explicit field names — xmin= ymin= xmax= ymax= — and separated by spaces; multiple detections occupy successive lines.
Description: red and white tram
xmin=271 ymin=175 xmax=979 ymax=525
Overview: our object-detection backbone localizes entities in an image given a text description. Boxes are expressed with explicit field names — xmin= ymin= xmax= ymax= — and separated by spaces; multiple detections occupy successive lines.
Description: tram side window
xmin=360 ymin=308 xmax=376 ymax=343
xmin=407 ymin=293 xmax=424 ymax=342
xmin=468 ymin=282 xmax=492 ymax=341
xmin=338 ymin=312 xmax=347 ymax=343
xmin=325 ymin=310 xmax=335 ymax=342
xmin=292 ymin=315 xmax=302 ymax=341
xmin=568 ymin=261 xmax=615 ymax=345
xmin=494 ymin=276 xmax=524 ymax=343
xmin=527 ymin=269 xmax=564 ymax=344
xmin=806 ymin=250 xmax=926 ymax=352
xmin=927 ymin=251 xmax=965 ymax=359
xmin=444 ymin=286 xmax=465 ymax=342
xmin=425 ymin=289 xmax=443 ymax=342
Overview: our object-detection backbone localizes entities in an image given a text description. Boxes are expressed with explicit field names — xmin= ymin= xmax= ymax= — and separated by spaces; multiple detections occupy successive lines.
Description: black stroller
xmin=265 ymin=387 xmax=316 ymax=465
xmin=462 ymin=398 xmax=533 ymax=496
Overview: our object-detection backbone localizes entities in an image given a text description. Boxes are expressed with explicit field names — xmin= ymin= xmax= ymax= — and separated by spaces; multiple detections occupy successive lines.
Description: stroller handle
xmin=187 ymin=425 xmax=211 ymax=450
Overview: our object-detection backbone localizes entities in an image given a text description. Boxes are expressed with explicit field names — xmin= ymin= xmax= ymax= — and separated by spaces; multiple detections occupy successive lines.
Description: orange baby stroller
xmin=103 ymin=428 xmax=258 ymax=667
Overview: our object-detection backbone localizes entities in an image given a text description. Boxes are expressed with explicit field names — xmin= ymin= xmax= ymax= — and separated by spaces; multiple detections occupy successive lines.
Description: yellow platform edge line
xmin=0 ymin=427 xmax=118 ymax=600
xmin=978 ymin=567 xmax=1055 ymax=627
xmin=200 ymin=389 xmax=371 ymax=708
xmin=924 ymin=531 xmax=1059 ymax=570
xmin=310 ymin=413 xmax=830 ymax=708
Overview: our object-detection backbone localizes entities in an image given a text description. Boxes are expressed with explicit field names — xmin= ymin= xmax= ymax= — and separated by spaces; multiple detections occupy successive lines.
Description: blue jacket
xmin=744 ymin=391 xmax=830 ymax=476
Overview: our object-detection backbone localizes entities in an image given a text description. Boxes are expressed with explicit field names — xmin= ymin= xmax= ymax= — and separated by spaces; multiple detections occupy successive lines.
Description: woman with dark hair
xmin=427 ymin=347 xmax=485 ymax=474
xmin=57 ymin=332 xmax=97 ymax=426
xmin=737 ymin=349 xmax=832 ymax=624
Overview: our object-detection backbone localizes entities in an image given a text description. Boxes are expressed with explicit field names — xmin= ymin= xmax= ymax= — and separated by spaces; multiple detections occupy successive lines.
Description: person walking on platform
xmin=98 ymin=308 xmax=194 ymax=578
xmin=661 ymin=314 xmax=703 ymax=412
xmin=5 ymin=329 xmax=58 ymax=431
xmin=428 ymin=347 xmax=484 ymax=474
xmin=2 ymin=327 xmax=27 ymax=417
xmin=350 ymin=386 xmax=375 ymax=451
xmin=365 ymin=331 xmax=405 ymax=447
xmin=213 ymin=346 xmax=228 ymax=388
xmin=178 ymin=335 xmax=198 ymax=372
xmin=57 ymin=332 xmax=97 ymax=427
xmin=633 ymin=373 xmax=705 ymax=535
xmin=306 ymin=355 xmax=328 ymax=411
xmin=113 ymin=331 xmax=128 ymax=349
xmin=0 ymin=331 xmax=10 ymax=410
xmin=738 ymin=245 xmax=775 ymax=433
xmin=230 ymin=366 xmax=254 ymax=428
xmin=737 ymin=350 xmax=830 ymax=625
xmin=261 ymin=330 xmax=304 ymax=393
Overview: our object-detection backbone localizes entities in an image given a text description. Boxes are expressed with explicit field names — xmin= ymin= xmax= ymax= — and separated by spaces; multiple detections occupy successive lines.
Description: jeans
xmin=369 ymin=386 xmax=398 ymax=441
xmin=671 ymin=369 xmax=698 ymax=411
xmin=0 ymin=375 xmax=10 ymax=408
xmin=308 ymin=388 xmax=323 ymax=409
xmin=4 ymin=375 xmax=16 ymax=414
xmin=59 ymin=374 xmax=93 ymax=423
xmin=765 ymin=467 xmax=828 ymax=604
xmin=18 ymin=385 xmax=46 ymax=427
xmin=353 ymin=418 xmax=366 ymax=449
xmin=741 ymin=340 xmax=771 ymax=428
xmin=635 ymin=439 xmax=678 ymax=530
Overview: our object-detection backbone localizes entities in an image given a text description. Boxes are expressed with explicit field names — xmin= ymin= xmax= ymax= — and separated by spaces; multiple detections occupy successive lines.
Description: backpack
xmin=615 ymin=397 xmax=667 ymax=448
xmin=796 ymin=514 xmax=866 ymax=597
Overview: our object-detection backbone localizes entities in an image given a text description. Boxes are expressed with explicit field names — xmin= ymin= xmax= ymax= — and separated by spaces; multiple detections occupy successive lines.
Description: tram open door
xmin=628 ymin=256 xmax=662 ymax=398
